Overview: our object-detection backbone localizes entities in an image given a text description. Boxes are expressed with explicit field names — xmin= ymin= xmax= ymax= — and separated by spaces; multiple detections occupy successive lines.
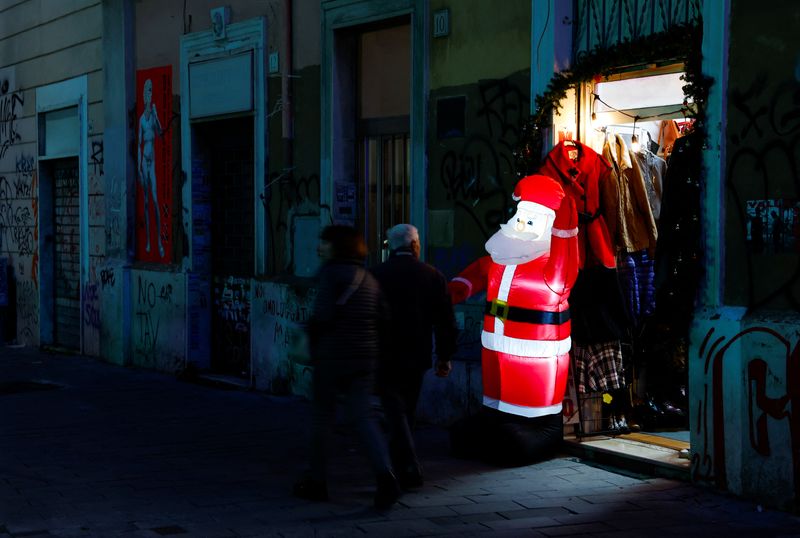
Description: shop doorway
xmin=329 ymin=18 xmax=411 ymax=265
xmin=191 ymin=117 xmax=254 ymax=379
xmin=356 ymin=21 xmax=411 ymax=264
xmin=180 ymin=18 xmax=266 ymax=383
xmin=560 ymin=64 xmax=696 ymax=469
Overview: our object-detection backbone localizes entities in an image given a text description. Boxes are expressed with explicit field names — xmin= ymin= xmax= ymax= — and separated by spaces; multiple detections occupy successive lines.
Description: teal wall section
xmin=426 ymin=0 xmax=530 ymax=274
xmin=426 ymin=72 xmax=531 ymax=279
xmin=416 ymin=0 xmax=531 ymax=425
xmin=690 ymin=0 xmax=799 ymax=512
xmin=265 ymin=65 xmax=321 ymax=277
xmin=130 ymin=269 xmax=186 ymax=373
xmin=691 ymin=310 xmax=800 ymax=511
xmin=429 ymin=0 xmax=531 ymax=90
xmin=251 ymin=280 xmax=316 ymax=398
xmin=723 ymin=1 xmax=800 ymax=310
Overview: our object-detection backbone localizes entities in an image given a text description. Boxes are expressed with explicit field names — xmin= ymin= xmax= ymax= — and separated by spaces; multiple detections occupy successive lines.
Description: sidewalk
xmin=1 ymin=345 xmax=798 ymax=537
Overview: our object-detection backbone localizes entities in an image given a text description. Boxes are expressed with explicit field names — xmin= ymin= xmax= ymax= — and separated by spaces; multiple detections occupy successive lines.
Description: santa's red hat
xmin=512 ymin=174 xmax=565 ymax=213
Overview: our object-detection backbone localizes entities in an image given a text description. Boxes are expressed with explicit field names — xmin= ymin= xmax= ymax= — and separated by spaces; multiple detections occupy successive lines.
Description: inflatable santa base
xmin=449 ymin=407 xmax=563 ymax=466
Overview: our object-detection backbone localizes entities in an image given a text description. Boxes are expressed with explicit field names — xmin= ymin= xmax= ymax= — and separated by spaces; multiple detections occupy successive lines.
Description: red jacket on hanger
xmin=537 ymin=141 xmax=616 ymax=269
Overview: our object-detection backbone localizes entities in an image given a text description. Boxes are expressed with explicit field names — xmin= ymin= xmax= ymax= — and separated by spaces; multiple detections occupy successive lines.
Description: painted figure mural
xmin=138 ymin=78 xmax=164 ymax=258
xmin=135 ymin=66 xmax=173 ymax=262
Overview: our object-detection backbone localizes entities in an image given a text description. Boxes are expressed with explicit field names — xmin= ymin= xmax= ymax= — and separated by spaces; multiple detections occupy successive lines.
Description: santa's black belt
xmin=485 ymin=300 xmax=570 ymax=324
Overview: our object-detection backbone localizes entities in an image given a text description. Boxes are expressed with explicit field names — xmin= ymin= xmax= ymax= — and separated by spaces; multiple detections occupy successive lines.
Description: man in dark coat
xmin=371 ymin=224 xmax=458 ymax=488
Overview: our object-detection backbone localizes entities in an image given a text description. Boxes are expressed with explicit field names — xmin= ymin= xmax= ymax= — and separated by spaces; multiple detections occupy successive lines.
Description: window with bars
xmin=357 ymin=130 xmax=410 ymax=265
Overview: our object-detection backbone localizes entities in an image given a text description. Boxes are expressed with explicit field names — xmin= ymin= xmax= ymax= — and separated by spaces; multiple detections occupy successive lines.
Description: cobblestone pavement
xmin=1 ymin=345 xmax=799 ymax=537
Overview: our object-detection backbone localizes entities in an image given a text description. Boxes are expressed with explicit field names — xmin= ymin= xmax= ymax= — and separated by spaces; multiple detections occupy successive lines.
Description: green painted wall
xmin=266 ymin=64 xmax=321 ymax=276
xmin=425 ymin=0 xmax=530 ymax=279
xmin=724 ymin=1 xmax=800 ymax=309
xmin=426 ymin=72 xmax=531 ymax=280
xmin=429 ymin=0 xmax=531 ymax=90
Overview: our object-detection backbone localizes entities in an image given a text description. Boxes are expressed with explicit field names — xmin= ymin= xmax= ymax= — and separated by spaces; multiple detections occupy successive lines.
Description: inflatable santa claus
xmin=448 ymin=174 xmax=579 ymax=463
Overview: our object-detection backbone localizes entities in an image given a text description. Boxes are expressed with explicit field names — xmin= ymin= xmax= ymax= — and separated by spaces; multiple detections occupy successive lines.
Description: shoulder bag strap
xmin=336 ymin=267 xmax=366 ymax=305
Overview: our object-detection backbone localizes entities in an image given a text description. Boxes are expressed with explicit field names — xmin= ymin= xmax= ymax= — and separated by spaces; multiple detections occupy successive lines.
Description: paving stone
xmin=538 ymin=521 xmax=616 ymax=536
xmin=480 ymin=515 xmax=560 ymax=531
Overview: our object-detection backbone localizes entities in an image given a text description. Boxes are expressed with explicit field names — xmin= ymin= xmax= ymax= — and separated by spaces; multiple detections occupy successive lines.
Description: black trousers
xmin=380 ymin=366 xmax=428 ymax=473
xmin=309 ymin=359 xmax=392 ymax=481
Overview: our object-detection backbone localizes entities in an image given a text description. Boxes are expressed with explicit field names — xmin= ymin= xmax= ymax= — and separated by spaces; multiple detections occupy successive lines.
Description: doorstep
xmin=562 ymin=431 xmax=691 ymax=481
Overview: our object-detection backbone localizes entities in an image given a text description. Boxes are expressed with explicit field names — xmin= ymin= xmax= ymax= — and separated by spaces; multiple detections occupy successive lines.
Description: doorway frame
xmin=35 ymin=76 xmax=89 ymax=352
xmin=179 ymin=17 xmax=267 ymax=378
xmin=179 ymin=17 xmax=268 ymax=275
xmin=321 ymin=0 xmax=428 ymax=254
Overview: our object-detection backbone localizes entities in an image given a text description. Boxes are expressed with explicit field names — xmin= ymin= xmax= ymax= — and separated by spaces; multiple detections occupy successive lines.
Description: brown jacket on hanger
xmin=600 ymin=134 xmax=658 ymax=256
xmin=657 ymin=119 xmax=680 ymax=158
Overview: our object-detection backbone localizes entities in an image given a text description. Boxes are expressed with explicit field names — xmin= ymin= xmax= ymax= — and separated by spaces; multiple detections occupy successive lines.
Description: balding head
xmin=386 ymin=224 xmax=420 ymax=257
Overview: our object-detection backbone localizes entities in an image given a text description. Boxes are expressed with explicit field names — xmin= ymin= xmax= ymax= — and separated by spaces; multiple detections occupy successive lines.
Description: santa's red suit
xmin=449 ymin=175 xmax=579 ymax=418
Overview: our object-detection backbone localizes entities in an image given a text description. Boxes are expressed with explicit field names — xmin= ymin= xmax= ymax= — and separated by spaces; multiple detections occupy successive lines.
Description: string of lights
xmin=591 ymin=93 xmax=690 ymax=122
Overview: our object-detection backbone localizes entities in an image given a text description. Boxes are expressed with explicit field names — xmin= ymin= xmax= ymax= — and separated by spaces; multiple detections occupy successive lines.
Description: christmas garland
xmin=514 ymin=22 xmax=712 ymax=176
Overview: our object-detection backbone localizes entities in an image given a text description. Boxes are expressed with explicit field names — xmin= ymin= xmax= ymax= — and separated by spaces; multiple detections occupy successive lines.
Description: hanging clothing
xmin=538 ymin=141 xmax=616 ymax=269
xmin=616 ymin=249 xmax=656 ymax=329
xmin=634 ymin=150 xmax=667 ymax=223
xmin=569 ymin=264 xmax=630 ymax=346
xmin=600 ymin=134 xmax=658 ymax=256
xmin=653 ymin=133 xmax=703 ymax=334
xmin=657 ymin=119 xmax=680 ymax=158
xmin=573 ymin=340 xmax=625 ymax=394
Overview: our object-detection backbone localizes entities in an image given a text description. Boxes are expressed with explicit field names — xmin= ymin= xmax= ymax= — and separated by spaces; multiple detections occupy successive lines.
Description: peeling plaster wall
xmin=251 ymin=279 xmax=316 ymax=398
xmin=0 ymin=0 xmax=103 ymax=349
xmin=690 ymin=311 xmax=800 ymax=511
xmin=131 ymin=269 xmax=186 ymax=373
xmin=687 ymin=0 xmax=800 ymax=511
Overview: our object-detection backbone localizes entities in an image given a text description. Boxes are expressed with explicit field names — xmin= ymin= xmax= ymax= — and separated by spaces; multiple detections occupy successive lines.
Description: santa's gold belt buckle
xmin=489 ymin=299 xmax=509 ymax=322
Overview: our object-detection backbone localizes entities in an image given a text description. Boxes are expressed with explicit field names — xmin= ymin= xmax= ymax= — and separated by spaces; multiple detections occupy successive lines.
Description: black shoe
xmin=374 ymin=472 xmax=402 ymax=510
xmin=293 ymin=477 xmax=329 ymax=502
xmin=398 ymin=469 xmax=424 ymax=489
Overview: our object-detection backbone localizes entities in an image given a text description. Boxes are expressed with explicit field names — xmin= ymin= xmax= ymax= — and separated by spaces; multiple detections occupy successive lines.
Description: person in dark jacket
xmin=293 ymin=225 xmax=401 ymax=510
xmin=371 ymin=224 xmax=458 ymax=488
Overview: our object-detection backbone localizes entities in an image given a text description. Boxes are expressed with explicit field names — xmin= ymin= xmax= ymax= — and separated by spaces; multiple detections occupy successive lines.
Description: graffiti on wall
xmin=86 ymin=134 xmax=106 ymax=338
xmin=0 ymin=90 xmax=23 ymax=161
xmin=99 ymin=266 xmax=116 ymax=289
xmin=82 ymin=282 xmax=100 ymax=330
xmin=16 ymin=279 xmax=37 ymax=342
xmin=135 ymin=66 xmax=173 ymax=262
xmin=436 ymin=78 xmax=529 ymax=241
xmin=0 ymin=84 xmax=38 ymax=344
xmin=727 ymin=75 xmax=800 ymax=310
xmin=134 ymin=274 xmax=170 ymax=366
xmin=265 ymin=172 xmax=321 ymax=273
xmin=745 ymin=199 xmax=799 ymax=255
xmin=256 ymin=282 xmax=316 ymax=395
xmin=0 ymin=149 xmax=36 ymax=255
xmin=694 ymin=326 xmax=799 ymax=502
xmin=212 ymin=276 xmax=251 ymax=376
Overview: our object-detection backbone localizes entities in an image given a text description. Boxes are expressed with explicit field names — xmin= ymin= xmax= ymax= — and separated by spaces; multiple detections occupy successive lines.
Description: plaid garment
xmin=573 ymin=340 xmax=625 ymax=394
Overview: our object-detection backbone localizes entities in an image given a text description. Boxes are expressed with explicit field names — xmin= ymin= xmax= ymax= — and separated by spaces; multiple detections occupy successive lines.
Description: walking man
xmin=372 ymin=224 xmax=458 ymax=488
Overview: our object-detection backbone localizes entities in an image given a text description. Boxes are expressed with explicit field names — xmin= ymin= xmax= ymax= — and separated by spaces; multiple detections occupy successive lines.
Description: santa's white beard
xmin=485 ymin=229 xmax=551 ymax=265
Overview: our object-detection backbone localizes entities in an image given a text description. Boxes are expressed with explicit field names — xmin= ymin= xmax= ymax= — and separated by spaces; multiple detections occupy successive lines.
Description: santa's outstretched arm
xmin=448 ymin=255 xmax=492 ymax=304
xmin=544 ymin=194 xmax=580 ymax=294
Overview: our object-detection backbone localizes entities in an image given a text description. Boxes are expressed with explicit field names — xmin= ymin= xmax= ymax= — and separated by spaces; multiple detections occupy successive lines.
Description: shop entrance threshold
xmin=562 ymin=431 xmax=690 ymax=481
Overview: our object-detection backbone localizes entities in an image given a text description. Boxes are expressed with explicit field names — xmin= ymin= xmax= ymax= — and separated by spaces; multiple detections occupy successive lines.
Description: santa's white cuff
xmin=551 ymin=226 xmax=578 ymax=238
xmin=451 ymin=277 xmax=472 ymax=295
